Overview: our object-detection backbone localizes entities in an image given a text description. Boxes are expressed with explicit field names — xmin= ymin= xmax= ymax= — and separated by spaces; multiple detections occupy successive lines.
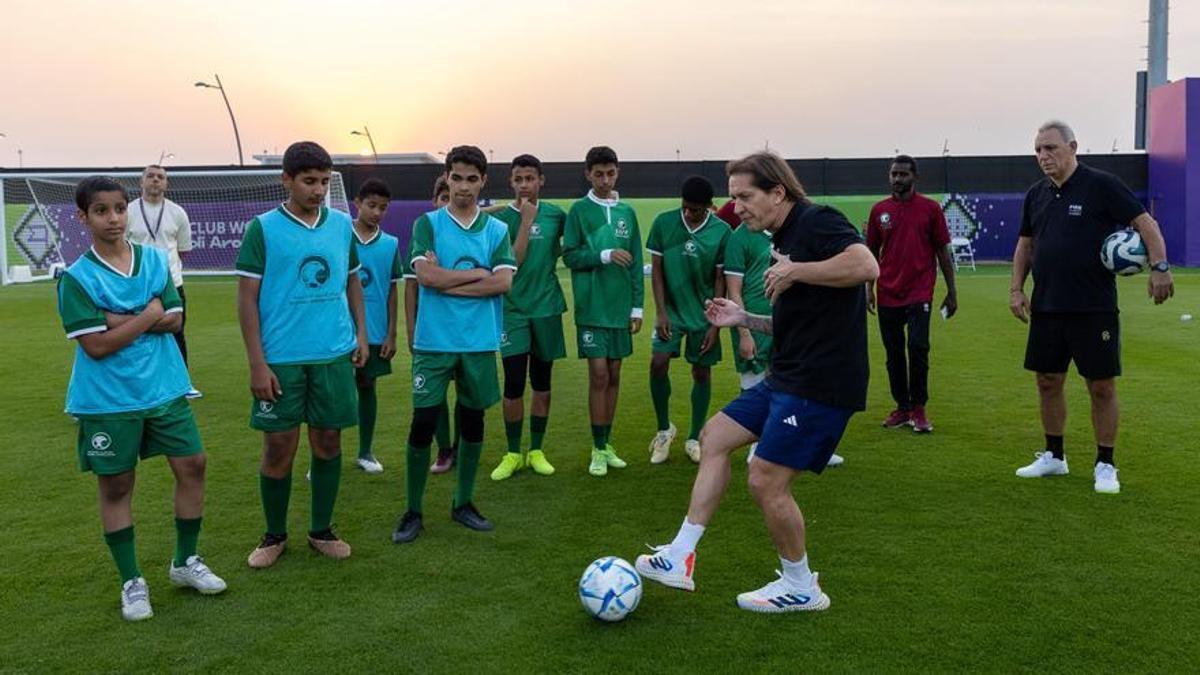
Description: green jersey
xmin=646 ymin=209 xmax=731 ymax=331
xmin=492 ymin=202 xmax=567 ymax=319
xmin=723 ymin=225 xmax=773 ymax=316
xmin=562 ymin=192 xmax=644 ymax=329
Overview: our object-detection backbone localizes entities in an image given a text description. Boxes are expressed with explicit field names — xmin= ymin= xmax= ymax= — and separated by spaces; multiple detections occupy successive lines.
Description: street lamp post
xmin=350 ymin=126 xmax=378 ymax=163
xmin=195 ymin=74 xmax=244 ymax=166
xmin=159 ymin=151 xmax=175 ymax=164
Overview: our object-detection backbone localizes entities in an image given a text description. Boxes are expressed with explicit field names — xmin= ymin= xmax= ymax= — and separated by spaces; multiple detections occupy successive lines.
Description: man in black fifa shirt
xmin=1010 ymin=120 xmax=1174 ymax=494
xmin=634 ymin=152 xmax=879 ymax=613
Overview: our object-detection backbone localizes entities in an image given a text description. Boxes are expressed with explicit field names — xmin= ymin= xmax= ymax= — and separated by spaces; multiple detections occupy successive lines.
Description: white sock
xmin=739 ymin=371 xmax=766 ymax=390
xmin=668 ymin=518 xmax=705 ymax=559
xmin=779 ymin=554 xmax=814 ymax=588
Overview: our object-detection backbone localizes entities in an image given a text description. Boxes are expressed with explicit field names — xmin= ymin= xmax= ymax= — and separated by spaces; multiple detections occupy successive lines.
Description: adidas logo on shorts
xmin=783 ymin=415 xmax=799 ymax=427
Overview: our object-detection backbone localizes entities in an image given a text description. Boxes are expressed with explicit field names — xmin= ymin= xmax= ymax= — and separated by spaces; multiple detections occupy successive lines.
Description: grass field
xmin=1 ymin=267 xmax=1198 ymax=673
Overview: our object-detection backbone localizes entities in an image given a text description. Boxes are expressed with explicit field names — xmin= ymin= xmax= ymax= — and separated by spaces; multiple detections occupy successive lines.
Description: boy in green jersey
xmin=237 ymin=142 xmax=369 ymax=568
xmin=563 ymin=146 xmax=644 ymax=476
xmin=404 ymin=177 xmax=462 ymax=473
xmin=60 ymin=177 xmax=225 ymax=621
xmin=489 ymin=155 xmax=568 ymax=480
xmin=647 ymin=177 xmax=731 ymax=464
xmin=723 ymin=213 xmax=775 ymax=462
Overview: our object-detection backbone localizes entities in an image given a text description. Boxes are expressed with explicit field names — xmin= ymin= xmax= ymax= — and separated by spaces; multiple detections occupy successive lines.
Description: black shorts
xmin=1024 ymin=312 xmax=1121 ymax=379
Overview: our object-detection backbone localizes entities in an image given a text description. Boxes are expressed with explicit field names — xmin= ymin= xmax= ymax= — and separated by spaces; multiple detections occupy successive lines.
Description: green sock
xmin=530 ymin=415 xmax=548 ymax=450
xmin=260 ymin=473 xmax=292 ymax=536
xmin=434 ymin=400 xmax=451 ymax=451
xmin=104 ymin=526 xmax=141 ymax=584
xmin=173 ymin=517 xmax=202 ymax=567
xmin=309 ymin=454 xmax=342 ymax=534
xmin=689 ymin=380 xmax=712 ymax=440
xmin=454 ymin=440 xmax=484 ymax=508
xmin=591 ymin=424 xmax=606 ymax=450
xmin=357 ymin=384 xmax=377 ymax=459
xmin=650 ymin=375 xmax=672 ymax=431
xmin=406 ymin=444 xmax=432 ymax=513
xmin=505 ymin=419 xmax=523 ymax=454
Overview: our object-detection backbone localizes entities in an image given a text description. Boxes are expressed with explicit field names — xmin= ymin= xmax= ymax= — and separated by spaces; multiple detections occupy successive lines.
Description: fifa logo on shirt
xmin=298 ymin=256 xmax=331 ymax=288
xmin=413 ymin=373 xmax=427 ymax=392
xmin=614 ymin=220 xmax=630 ymax=239
xmin=683 ymin=240 xmax=699 ymax=257
xmin=358 ymin=267 xmax=374 ymax=290
xmin=581 ymin=330 xmax=595 ymax=346
xmin=879 ymin=212 xmax=893 ymax=229
xmin=89 ymin=432 xmax=113 ymax=455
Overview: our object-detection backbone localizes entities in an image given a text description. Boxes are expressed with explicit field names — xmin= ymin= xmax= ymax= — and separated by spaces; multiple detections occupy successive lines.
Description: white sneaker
xmin=649 ymin=423 xmax=677 ymax=464
xmin=826 ymin=453 xmax=844 ymax=467
xmin=168 ymin=555 xmax=227 ymax=594
xmin=1015 ymin=451 xmax=1069 ymax=478
xmin=120 ymin=577 xmax=153 ymax=621
xmin=186 ymin=388 xmax=203 ymax=399
xmin=356 ymin=456 xmax=384 ymax=474
xmin=736 ymin=570 xmax=830 ymax=613
xmin=684 ymin=439 xmax=702 ymax=463
xmin=1094 ymin=462 xmax=1120 ymax=494
xmin=635 ymin=544 xmax=695 ymax=591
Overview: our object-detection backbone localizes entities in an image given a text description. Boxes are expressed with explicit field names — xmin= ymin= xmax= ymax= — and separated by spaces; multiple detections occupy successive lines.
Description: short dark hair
xmin=892 ymin=154 xmax=918 ymax=174
xmin=445 ymin=145 xmax=488 ymax=175
xmin=511 ymin=154 xmax=542 ymax=174
xmin=680 ymin=175 xmax=714 ymax=205
xmin=356 ymin=178 xmax=391 ymax=201
xmin=282 ymin=141 xmax=333 ymax=176
xmin=585 ymin=146 xmax=619 ymax=170
xmin=75 ymin=176 xmax=129 ymax=211
xmin=143 ymin=164 xmax=165 ymax=175
xmin=432 ymin=175 xmax=449 ymax=201
xmin=726 ymin=152 xmax=807 ymax=202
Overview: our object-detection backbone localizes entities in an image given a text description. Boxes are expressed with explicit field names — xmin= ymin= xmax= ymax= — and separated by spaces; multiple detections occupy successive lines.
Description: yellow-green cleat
xmin=526 ymin=450 xmax=555 ymax=475
xmin=588 ymin=449 xmax=608 ymax=476
xmin=602 ymin=444 xmax=628 ymax=469
xmin=490 ymin=452 xmax=524 ymax=481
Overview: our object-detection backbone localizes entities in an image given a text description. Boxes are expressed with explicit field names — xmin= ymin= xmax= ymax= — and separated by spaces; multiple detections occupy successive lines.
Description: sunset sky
xmin=2 ymin=0 xmax=1198 ymax=167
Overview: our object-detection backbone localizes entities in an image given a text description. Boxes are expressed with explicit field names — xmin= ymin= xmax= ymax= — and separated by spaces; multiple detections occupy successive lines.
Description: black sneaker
xmin=391 ymin=511 xmax=423 ymax=543
xmin=451 ymin=502 xmax=494 ymax=532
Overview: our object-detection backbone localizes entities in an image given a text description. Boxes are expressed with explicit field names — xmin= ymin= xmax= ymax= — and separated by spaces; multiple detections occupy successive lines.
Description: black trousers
xmin=877 ymin=303 xmax=931 ymax=409
xmin=175 ymin=284 xmax=189 ymax=366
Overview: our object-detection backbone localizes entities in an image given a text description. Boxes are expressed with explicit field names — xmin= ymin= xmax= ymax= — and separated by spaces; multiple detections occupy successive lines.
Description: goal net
xmin=1 ymin=170 xmax=350 ymax=284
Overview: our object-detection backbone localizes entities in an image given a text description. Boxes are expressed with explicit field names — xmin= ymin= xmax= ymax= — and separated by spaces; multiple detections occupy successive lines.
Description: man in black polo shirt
xmin=1010 ymin=120 xmax=1174 ymax=495
xmin=634 ymin=152 xmax=878 ymax=613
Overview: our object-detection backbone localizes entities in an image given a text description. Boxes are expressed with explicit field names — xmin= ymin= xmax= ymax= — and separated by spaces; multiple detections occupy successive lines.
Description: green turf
xmin=1 ymin=269 xmax=1198 ymax=672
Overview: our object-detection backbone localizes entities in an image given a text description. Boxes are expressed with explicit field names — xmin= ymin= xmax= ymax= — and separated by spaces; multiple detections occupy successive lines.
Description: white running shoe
xmin=826 ymin=453 xmax=844 ymax=468
xmin=746 ymin=442 xmax=758 ymax=464
xmin=168 ymin=555 xmax=228 ymax=595
xmin=185 ymin=388 xmax=203 ymax=399
xmin=1015 ymin=451 xmax=1069 ymax=478
xmin=649 ymin=423 xmax=677 ymax=464
xmin=356 ymin=456 xmax=384 ymax=474
xmin=121 ymin=577 xmax=153 ymax=621
xmin=1094 ymin=462 xmax=1120 ymax=494
xmin=736 ymin=570 xmax=830 ymax=613
xmin=684 ymin=439 xmax=702 ymax=463
xmin=635 ymin=544 xmax=695 ymax=591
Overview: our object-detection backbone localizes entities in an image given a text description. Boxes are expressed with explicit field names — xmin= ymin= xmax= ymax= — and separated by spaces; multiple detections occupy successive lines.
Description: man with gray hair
xmin=127 ymin=165 xmax=201 ymax=398
xmin=1009 ymin=120 xmax=1174 ymax=494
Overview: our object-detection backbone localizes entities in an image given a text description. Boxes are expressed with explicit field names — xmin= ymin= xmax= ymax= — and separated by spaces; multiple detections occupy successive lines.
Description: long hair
xmin=725 ymin=152 xmax=806 ymax=202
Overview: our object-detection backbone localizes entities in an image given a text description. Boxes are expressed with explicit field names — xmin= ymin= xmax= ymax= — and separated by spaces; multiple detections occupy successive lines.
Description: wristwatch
xmin=1151 ymin=261 xmax=1171 ymax=273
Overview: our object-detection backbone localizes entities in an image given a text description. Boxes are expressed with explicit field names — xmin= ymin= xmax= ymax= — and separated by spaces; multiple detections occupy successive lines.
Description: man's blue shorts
xmin=721 ymin=382 xmax=854 ymax=474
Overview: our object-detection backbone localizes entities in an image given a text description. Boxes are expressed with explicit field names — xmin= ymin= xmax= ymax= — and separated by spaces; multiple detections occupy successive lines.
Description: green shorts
xmin=729 ymin=328 xmax=772 ymax=374
xmin=652 ymin=327 xmax=723 ymax=367
xmin=412 ymin=351 xmax=500 ymax=409
xmin=76 ymin=397 xmax=202 ymax=475
xmin=356 ymin=344 xmax=394 ymax=380
xmin=251 ymin=356 xmax=359 ymax=432
xmin=576 ymin=325 xmax=633 ymax=360
xmin=501 ymin=314 xmax=567 ymax=361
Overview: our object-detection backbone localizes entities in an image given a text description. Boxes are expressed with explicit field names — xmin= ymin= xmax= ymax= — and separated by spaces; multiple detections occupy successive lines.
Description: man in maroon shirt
xmin=716 ymin=199 xmax=742 ymax=228
xmin=865 ymin=155 xmax=957 ymax=432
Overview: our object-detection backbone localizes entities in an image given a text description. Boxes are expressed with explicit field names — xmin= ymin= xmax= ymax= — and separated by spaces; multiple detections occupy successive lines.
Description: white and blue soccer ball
xmin=1100 ymin=229 xmax=1148 ymax=276
xmin=578 ymin=556 xmax=642 ymax=622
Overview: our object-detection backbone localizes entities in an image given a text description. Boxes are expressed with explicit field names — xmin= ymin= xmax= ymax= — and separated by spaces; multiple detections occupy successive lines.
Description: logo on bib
xmin=581 ymin=330 xmax=595 ymax=346
xmin=614 ymin=220 xmax=630 ymax=239
xmin=358 ymin=267 xmax=374 ymax=289
xmin=413 ymin=373 xmax=427 ymax=392
xmin=298 ymin=256 xmax=331 ymax=288
xmin=90 ymin=432 xmax=112 ymax=452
